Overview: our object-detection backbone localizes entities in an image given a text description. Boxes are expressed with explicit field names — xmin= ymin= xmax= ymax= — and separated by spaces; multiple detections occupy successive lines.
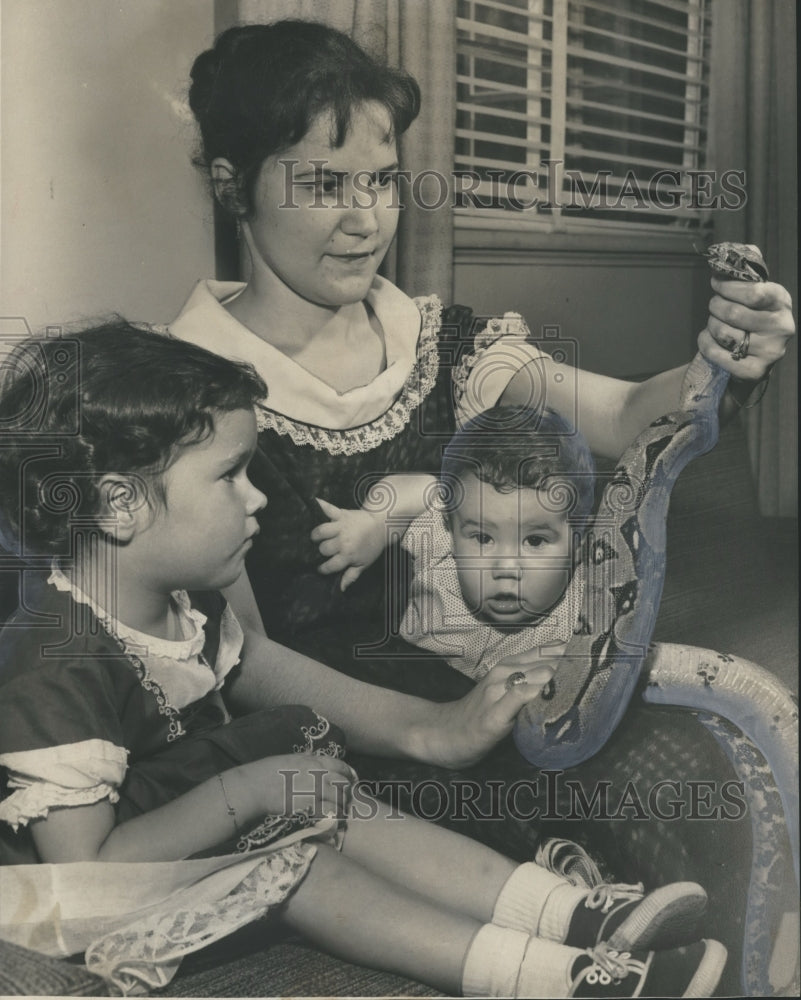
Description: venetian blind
xmin=455 ymin=0 xmax=713 ymax=231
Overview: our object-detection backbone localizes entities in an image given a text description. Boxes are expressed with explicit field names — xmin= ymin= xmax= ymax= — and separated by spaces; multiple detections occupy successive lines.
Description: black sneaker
xmin=564 ymin=882 xmax=708 ymax=951
xmin=568 ymin=940 xmax=727 ymax=998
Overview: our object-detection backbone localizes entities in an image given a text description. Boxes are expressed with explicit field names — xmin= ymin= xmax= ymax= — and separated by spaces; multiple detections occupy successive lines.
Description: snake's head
xmin=700 ymin=242 xmax=769 ymax=282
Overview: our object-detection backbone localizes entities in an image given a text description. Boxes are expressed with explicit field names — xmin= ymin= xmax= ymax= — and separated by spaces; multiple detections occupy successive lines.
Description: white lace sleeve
xmin=454 ymin=312 xmax=549 ymax=427
xmin=0 ymin=739 xmax=128 ymax=830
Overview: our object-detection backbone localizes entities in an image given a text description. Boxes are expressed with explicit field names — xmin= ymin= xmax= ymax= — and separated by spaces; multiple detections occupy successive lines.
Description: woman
xmin=171 ymin=19 xmax=792 ymax=683
xmin=169 ymin=20 xmax=795 ymax=992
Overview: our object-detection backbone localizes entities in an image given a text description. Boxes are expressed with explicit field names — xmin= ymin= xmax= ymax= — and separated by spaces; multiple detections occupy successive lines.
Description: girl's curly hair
xmin=0 ymin=320 xmax=266 ymax=557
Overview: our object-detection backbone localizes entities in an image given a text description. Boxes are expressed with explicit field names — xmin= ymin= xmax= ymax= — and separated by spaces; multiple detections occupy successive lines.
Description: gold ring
xmin=505 ymin=671 xmax=528 ymax=692
xmin=730 ymin=331 xmax=750 ymax=361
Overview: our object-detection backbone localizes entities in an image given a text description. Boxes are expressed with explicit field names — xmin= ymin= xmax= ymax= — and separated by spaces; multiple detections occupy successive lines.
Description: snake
xmin=512 ymin=242 xmax=799 ymax=992
xmin=510 ymin=241 xmax=796 ymax=837
xmin=513 ymin=242 xmax=769 ymax=767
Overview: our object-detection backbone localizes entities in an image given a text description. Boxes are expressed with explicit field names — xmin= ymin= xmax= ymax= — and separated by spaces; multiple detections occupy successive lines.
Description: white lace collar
xmin=169 ymin=276 xmax=423 ymax=430
xmin=47 ymin=566 xmax=206 ymax=662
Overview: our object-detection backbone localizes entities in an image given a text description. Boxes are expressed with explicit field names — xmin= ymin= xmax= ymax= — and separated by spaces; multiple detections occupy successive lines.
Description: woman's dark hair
xmin=441 ymin=405 xmax=596 ymax=523
xmin=0 ymin=320 xmax=266 ymax=556
xmin=188 ymin=19 xmax=421 ymax=215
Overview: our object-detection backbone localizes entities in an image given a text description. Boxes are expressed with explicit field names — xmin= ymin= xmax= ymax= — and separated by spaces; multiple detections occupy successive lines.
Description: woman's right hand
xmin=238 ymin=754 xmax=357 ymax=821
xmin=699 ymin=275 xmax=795 ymax=381
xmin=415 ymin=659 xmax=561 ymax=770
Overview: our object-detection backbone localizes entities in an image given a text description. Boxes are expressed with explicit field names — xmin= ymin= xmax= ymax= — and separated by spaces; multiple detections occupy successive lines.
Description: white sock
xmin=461 ymin=924 xmax=584 ymax=998
xmin=492 ymin=863 xmax=588 ymax=941
xmin=515 ymin=937 xmax=587 ymax=998
xmin=461 ymin=925 xmax=529 ymax=997
xmin=537 ymin=883 xmax=591 ymax=942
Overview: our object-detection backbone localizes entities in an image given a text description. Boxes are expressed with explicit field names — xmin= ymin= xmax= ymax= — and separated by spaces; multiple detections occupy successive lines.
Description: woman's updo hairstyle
xmin=188 ymin=19 xmax=421 ymax=216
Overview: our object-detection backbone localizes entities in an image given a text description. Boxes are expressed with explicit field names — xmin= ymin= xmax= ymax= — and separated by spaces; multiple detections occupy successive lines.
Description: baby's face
xmin=449 ymin=474 xmax=573 ymax=626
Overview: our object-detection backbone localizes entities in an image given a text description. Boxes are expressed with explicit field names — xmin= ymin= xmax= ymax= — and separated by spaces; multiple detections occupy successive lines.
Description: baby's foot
xmin=564 ymin=882 xmax=707 ymax=952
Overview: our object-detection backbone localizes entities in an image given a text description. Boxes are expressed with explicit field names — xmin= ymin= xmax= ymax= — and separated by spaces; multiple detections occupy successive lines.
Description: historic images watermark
xmin=277 ymin=159 xmax=748 ymax=213
xmin=279 ymin=769 xmax=749 ymax=824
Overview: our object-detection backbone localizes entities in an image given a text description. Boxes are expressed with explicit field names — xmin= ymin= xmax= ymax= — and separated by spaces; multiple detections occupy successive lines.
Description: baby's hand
xmin=311 ymin=498 xmax=387 ymax=591
xmin=252 ymin=754 xmax=357 ymax=820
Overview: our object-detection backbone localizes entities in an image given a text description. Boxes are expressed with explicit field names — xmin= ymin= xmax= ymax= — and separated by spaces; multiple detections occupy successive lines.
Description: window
xmin=456 ymin=0 xmax=713 ymax=237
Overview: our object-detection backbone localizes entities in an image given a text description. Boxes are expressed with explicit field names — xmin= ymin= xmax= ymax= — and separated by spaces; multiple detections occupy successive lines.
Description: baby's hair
xmin=441 ymin=405 xmax=596 ymax=522
xmin=0 ymin=320 xmax=266 ymax=556
xmin=188 ymin=19 xmax=420 ymax=215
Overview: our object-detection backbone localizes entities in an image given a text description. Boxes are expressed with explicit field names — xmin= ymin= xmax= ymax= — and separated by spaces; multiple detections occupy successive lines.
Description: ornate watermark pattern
xmin=277 ymin=160 xmax=748 ymax=213
xmin=278 ymin=769 xmax=749 ymax=824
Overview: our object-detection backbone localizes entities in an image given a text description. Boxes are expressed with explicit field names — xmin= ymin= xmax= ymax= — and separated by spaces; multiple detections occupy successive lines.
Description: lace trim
xmin=48 ymin=568 xmax=206 ymax=661
xmin=84 ymin=846 xmax=316 ymax=995
xmin=48 ymin=566 xmax=219 ymax=743
xmin=451 ymin=311 xmax=533 ymax=413
xmin=255 ymin=295 xmax=442 ymax=454
xmin=287 ymin=711 xmax=347 ymax=762
xmin=104 ymin=629 xmax=186 ymax=742
xmin=0 ymin=780 xmax=120 ymax=831
xmin=46 ymin=567 xmax=186 ymax=742
xmin=236 ymin=812 xmax=319 ymax=854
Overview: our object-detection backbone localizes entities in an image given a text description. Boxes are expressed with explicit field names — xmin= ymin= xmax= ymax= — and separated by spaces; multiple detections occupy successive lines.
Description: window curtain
xmin=709 ymin=0 xmax=797 ymax=517
xmin=224 ymin=0 xmax=456 ymax=303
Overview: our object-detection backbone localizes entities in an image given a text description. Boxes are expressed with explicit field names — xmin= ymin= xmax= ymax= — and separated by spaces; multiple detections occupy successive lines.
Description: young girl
xmin=0 ymin=322 xmax=727 ymax=997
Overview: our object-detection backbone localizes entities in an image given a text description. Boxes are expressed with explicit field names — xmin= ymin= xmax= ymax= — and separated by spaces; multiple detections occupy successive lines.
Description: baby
xmin=401 ymin=405 xmax=594 ymax=680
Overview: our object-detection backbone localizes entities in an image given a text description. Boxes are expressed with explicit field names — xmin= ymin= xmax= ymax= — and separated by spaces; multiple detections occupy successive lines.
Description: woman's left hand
xmin=311 ymin=498 xmax=387 ymax=591
xmin=699 ymin=276 xmax=795 ymax=380
xmin=418 ymin=659 xmax=563 ymax=770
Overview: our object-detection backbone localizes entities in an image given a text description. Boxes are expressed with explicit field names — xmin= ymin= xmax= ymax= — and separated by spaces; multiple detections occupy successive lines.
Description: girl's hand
xmin=416 ymin=659 xmax=563 ymax=770
xmin=246 ymin=753 xmax=357 ymax=820
xmin=311 ymin=498 xmax=387 ymax=591
xmin=699 ymin=275 xmax=795 ymax=381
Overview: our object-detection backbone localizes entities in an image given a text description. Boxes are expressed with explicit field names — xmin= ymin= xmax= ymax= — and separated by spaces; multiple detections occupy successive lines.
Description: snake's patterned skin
xmin=512 ymin=341 xmax=729 ymax=768
xmin=513 ymin=243 xmax=769 ymax=769
xmin=513 ymin=243 xmax=799 ymax=993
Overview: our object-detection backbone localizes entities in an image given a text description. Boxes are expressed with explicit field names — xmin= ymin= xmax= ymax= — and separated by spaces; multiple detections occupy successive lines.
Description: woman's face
xmin=242 ymin=101 xmax=400 ymax=308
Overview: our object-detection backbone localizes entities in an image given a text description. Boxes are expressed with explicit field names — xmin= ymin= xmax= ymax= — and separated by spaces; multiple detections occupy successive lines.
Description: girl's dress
xmin=168 ymin=280 xmax=776 ymax=995
xmin=0 ymin=569 xmax=345 ymax=994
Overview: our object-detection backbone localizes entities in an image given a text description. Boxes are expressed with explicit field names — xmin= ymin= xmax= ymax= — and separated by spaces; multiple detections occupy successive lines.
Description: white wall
xmin=1 ymin=0 xmax=216 ymax=334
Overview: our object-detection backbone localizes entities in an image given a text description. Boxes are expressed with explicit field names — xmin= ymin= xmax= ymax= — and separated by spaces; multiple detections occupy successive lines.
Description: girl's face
xmin=140 ymin=408 xmax=266 ymax=592
xmin=241 ymin=101 xmax=400 ymax=308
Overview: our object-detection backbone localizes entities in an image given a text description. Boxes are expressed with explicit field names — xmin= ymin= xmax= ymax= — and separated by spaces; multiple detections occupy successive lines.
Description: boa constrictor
xmin=511 ymin=242 xmax=796 ymax=814
xmin=512 ymin=343 xmax=729 ymax=766
xmin=512 ymin=242 xmax=782 ymax=768
xmin=514 ymin=243 xmax=799 ymax=996
xmin=512 ymin=243 xmax=799 ymax=993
